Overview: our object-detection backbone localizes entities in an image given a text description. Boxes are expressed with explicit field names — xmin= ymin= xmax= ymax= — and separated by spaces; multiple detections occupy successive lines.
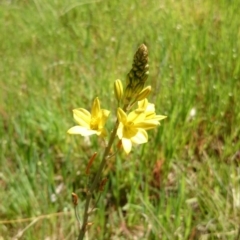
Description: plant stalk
xmin=77 ymin=120 xmax=120 ymax=240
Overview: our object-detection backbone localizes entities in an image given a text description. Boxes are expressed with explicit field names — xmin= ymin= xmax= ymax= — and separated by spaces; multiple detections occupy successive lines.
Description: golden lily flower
xmin=117 ymin=108 xmax=159 ymax=154
xmin=117 ymin=99 xmax=167 ymax=154
xmin=68 ymin=97 xmax=110 ymax=137
xmin=136 ymin=99 xmax=167 ymax=127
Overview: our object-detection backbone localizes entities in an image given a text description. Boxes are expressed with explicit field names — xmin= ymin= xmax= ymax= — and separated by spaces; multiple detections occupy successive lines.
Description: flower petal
xmin=102 ymin=109 xmax=110 ymax=118
xmin=117 ymin=108 xmax=127 ymax=124
xmin=145 ymin=112 xmax=156 ymax=119
xmin=137 ymin=98 xmax=148 ymax=109
xmin=127 ymin=110 xmax=145 ymax=123
xmin=99 ymin=109 xmax=110 ymax=127
xmin=153 ymin=115 xmax=167 ymax=121
xmin=67 ymin=126 xmax=97 ymax=136
xmin=98 ymin=128 xmax=107 ymax=137
xmin=146 ymin=103 xmax=155 ymax=112
xmin=73 ymin=109 xmax=91 ymax=127
xmin=91 ymin=97 xmax=101 ymax=117
xmin=137 ymin=99 xmax=155 ymax=114
xmin=131 ymin=129 xmax=148 ymax=144
xmin=122 ymin=138 xmax=132 ymax=154
xmin=117 ymin=123 xmax=124 ymax=139
xmin=122 ymin=125 xmax=138 ymax=138
xmin=134 ymin=120 xmax=160 ymax=130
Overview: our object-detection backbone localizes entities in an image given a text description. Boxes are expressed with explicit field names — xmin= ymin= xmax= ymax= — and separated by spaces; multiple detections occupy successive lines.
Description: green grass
xmin=0 ymin=0 xmax=240 ymax=239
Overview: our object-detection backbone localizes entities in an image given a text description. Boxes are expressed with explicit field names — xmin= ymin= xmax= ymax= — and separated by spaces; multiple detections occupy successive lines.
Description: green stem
xmin=77 ymin=120 xmax=119 ymax=240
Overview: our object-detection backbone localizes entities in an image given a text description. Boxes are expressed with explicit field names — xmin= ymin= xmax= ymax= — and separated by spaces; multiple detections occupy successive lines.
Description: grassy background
xmin=0 ymin=0 xmax=240 ymax=239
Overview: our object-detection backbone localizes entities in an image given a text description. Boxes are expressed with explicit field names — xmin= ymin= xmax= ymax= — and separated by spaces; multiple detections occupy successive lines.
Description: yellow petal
xmin=137 ymin=99 xmax=156 ymax=114
xmin=91 ymin=97 xmax=101 ymax=117
xmin=122 ymin=125 xmax=138 ymax=138
xmin=122 ymin=138 xmax=132 ymax=154
xmin=99 ymin=109 xmax=110 ymax=127
xmin=117 ymin=108 xmax=127 ymax=123
xmin=153 ymin=115 xmax=167 ymax=121
xmin=117 ymin=123 xmax=124 ymax=139
xmin=67 ymin=126 xmax=97 ymax=136
xmin=127 ymin=110 xmax=145 ymax=123
xmin=102 ymin=109 xmax=110 ymax=118
xmin=99 ymin=128 xmax=107 ymax=137
xmin=73 ymin=109 xmax=91 ymax=127
xmin=146 ymin=103 xmax=155 ymax=112
xmin=131 ymin=129 xmax=148 ymax=144
xmin=145 ymin=112 xmax=156 ymax=119
xmin=137 ymin=98 xmax=148 ymax=109
xmin=134 ymin=120 xmax=160 ymax=130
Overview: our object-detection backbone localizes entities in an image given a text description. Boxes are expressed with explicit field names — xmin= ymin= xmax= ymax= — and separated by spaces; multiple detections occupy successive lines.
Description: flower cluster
xmin=68 ymin=44 xmax=167 ymax=154
xmin=68 ymin=96 xmax=166 ymax=154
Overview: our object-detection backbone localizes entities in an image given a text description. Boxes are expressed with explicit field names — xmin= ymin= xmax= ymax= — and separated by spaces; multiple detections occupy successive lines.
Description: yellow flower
xmin=117 ymin=108 xmax=158 ymax=154
xmin=117 ymin=99 xmax=167 ymax=154
xmin=68 ymin=97 xmax=110 ymax=137
xmin=136 ymin=99 xmax=167 ymax=127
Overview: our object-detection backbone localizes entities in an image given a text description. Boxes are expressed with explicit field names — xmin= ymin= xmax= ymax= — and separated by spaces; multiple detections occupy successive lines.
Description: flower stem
xmin=77 ymin=120 xmax=120 ymax=240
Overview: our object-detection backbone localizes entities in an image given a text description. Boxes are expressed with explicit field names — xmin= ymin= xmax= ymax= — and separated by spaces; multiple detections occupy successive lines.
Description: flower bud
xmin=133 ymin=82 xmax=145 ymax=96
xmin=71 ymin=193 xmax=78 ymax=206
xmin=140 ymin=71 xmax=149 ymax=83
xmin=114 ymin=79 xmax=123 ymax=102
xmin=135 ymin=86 xmax=151 ymax=101
xmin=124 ymin=44 xmax=149 ymax=103
xmin=124 ymin=85 xmax=133 ymax=103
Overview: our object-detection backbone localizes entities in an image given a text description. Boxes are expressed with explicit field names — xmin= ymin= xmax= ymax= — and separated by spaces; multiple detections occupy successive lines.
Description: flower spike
xmin=124 ymin=44 xmax=149 ymax=103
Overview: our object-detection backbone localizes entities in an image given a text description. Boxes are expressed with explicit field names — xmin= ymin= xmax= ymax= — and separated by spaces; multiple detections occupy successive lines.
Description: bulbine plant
xmin=67 ymin=44 xmax=167 ymax=240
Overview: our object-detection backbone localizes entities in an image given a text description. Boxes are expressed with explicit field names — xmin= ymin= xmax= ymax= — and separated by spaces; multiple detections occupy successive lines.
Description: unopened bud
xmin=140 ymin=71 xmax=149 ymax=83
xmin=124 ymin=85 xmax=133 ymax=102
xmin=72 ymin=193 xmax=78 ymax=206
xmin=99 ymin=178 xmax=108 ymax=192
xmin=133 ymin=82 xmax=145 ymax=96
xmin=114 ymin=79 xmax=123 ymax=102
xmin=86 ymin=152 xmax=97 ymax=175
xmin=136 ymin=86 xmax=151 ymax=101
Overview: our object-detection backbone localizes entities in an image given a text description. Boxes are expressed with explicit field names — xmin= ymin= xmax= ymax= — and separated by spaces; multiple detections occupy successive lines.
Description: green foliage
xmin=0 ymin=0 xmax=240 ymax=239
